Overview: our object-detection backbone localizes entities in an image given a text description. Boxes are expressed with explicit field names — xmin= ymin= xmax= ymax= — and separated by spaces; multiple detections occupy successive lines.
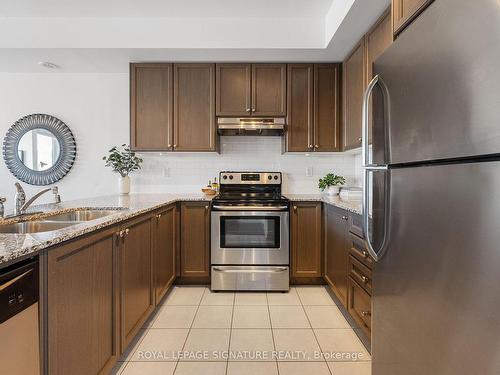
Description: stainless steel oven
xmin=210 ymin=171 xmax=290 ymax=291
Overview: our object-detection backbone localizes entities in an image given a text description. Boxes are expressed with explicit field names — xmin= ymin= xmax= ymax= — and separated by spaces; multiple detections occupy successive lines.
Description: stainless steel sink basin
xmin=0 ymin=221 xmax=76 ymax=234
xmin=44 ymin=209 xmax=124 ymax=222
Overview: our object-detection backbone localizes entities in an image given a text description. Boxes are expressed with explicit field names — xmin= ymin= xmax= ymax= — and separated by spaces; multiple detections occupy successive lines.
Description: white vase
xmin=118 ymin=175 xmax=130 ymax=195
xmin=326 ymin=186 xmax=340 ymax=196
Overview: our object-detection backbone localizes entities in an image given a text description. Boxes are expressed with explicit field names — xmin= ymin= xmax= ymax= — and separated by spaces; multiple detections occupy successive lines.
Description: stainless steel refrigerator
xmin=363 ymin=0 xmax=500 ymax=374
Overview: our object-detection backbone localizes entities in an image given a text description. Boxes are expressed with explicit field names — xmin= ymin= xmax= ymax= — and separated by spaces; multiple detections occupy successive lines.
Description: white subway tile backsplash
xmin=133 ymin=137 xmax=358 ymax=194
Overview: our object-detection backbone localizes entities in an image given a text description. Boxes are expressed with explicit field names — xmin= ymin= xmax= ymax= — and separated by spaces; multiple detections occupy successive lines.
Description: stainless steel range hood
xmin=217 ymin=117 xmax=285 ymax=136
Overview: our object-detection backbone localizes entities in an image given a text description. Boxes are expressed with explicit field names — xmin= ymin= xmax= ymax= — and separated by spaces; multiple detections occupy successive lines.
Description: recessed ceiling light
xmin=38 ymin=61 xmax=60 ymax=69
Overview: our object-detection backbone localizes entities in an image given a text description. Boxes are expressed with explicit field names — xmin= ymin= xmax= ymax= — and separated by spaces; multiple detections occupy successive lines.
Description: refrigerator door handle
xmin=362 ymin=74 xmax=392 ymax=262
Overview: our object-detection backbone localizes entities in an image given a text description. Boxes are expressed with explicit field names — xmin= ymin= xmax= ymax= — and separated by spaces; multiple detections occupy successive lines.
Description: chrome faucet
xmin=13 ymin=183 xmax=61 ymax=216
xmin=0 ymin=197 xmax=5 ymax=219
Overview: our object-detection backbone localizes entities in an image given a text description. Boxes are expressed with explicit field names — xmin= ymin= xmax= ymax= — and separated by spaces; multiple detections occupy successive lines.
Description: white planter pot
xmin=325 ymin=186 xmax=340 ymax=196
xmin=118 ymin=175 xmax=130 ymax=195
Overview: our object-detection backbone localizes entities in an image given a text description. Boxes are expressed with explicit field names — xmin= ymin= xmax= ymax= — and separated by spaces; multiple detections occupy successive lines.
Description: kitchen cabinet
xmin=348 ymin=276 xmax=372 ymax=338
xmin=216 ymin=63 xmax=286 ymax=117
xmin=173 ymin=63 xmax=216 ymax=151
xmin=342 ymin=40 xmax=366 ymax=151
xmin=324 ymin=204 xmax=349 ymax=307
xmin=291 ymin=202 xmax=323 ymax=281
xmin=153 ymin=205 xmax=176 ymax=304
xmin=365 ymin=9 xmax=392 ymax=85
xmin=180 ymin=202 xmax=210 ymax=280
xmin=130 ymin=63 xmax=173 ymax=151
xmin=285 ymin=64 xmax=341 ymax=152
xmin=47 ymin=227 xmax=119 ymax=375
xmin=119 ymin=215 xmax=154 ymax=351
xmin=216 ymin=63 xmax=252 ymax=116
xmin=392 ymin=0 xmax=434 ymax=37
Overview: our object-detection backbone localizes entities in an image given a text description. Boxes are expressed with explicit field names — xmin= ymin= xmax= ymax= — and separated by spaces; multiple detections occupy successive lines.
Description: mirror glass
xmin=17 ymin=129 xmax=61 ymax=171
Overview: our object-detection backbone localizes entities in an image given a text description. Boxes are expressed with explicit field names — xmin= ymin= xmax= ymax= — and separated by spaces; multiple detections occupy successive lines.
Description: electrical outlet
xmin=305 ymin=167 xmax=313 ymax=177
xmin=162 ymin=167 xmax=170 ymax=177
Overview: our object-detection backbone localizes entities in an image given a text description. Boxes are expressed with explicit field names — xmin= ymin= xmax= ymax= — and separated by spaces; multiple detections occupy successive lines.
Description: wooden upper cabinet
xmin=314 ymin=64 xmax=341 ymax=152
xmin=173 ymin=64 xmax=216 ymax=152
xmin=342 ymin=40 xmax=366 ymax=151
xmin=47 ymin=228 xmax=118 ymax=375
xmin=286 ymin=64 xmax=314 ymax=152
xmin=251 ymin=64 xmax=286 ymax=116
xmin=392 ymin=0 xmax=434 ymax=36
xmin=130 ymin=63 xmax=173 ymax=151
xmin=365 ymin=9 xmax=392 ymax=86
xmin=153 ymin=205 xmax=176 ymax=304
xmin=120 ymin=215 xmax=154 ymax=351
xmin=180 ymin=202 xmax=210 ymax=279
xmin=291 ymin=202 xmax=323 ymax=279
xmin=324 ymin=204 xmax=349 ymax=307
xmin=216 ymin=64 xmax=251 ymax=116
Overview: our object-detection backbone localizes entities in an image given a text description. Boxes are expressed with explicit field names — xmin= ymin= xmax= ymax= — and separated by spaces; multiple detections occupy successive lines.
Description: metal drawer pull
xmin=361 ymin=311 xmax=371 ymax=317
xmin=213 ymin=267 xmax=288 ymax=273
xmin=362 ymin=251 xmax=369 ymax=258
xmin=342 ymin=215 xmax=348 ymax=220
xmin=352 ymin=269 xmax=370 ymax=284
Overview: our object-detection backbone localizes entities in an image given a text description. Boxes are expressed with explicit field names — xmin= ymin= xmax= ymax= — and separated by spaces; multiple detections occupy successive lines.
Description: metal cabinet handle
xmin=118 ymin=230 xmax=125 ymax=238
xmin=352 ymin=268 xmax=370 ymax=284
xmin=167 ymin=143 xmax=172 ymax=148
xmin=251 ymin=108 xmax=256 ymax=112
xmin=173 ymin=144 xmax=177 ymax=149
xmin=156 ymin=213 xmax=162 ymax=219
xmin=362 ymin=250 xmax=369 ymax=258
xmin=124 ymin=228 xmax=130 ymax=236
xmin=213 ymin=267 xmax=288 ymax=273
xmin=246 ymin=108 xmax=251 ymax=112
xmin=293 ymin=206 xmax=297 ymax=212
xmin=361 ymin=311 xmax=371 ymax=317
xmin=358 ymin=137 xmax=362 ymax=142
xmin=315 ymin=144 xmax=319 ymax=148
xmin=362 ymin=75 xmax=392 ymax=262
xmin=342 ymin=215 xmax=348 ymax=221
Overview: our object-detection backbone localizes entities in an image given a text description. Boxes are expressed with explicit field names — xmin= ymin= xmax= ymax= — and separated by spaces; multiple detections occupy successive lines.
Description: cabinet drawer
xmin=349 ymin=234 xmax=373 ymax=269
xmin=348 ymin=255 xmax=372 ymax=294
xmin=348 ymin=277 xmax=372 ymax=338
xmin=349 ymin=213 xmax=363 ymax=239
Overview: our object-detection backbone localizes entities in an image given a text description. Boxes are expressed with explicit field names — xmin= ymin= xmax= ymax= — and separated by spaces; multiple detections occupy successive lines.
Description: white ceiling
xmin=0 ymin=0 xmax=390 ymax=72
xmin=0 ymin=0 xmax=334 ymax=18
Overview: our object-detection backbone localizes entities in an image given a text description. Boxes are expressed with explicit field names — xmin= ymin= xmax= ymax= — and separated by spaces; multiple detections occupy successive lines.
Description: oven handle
xmin=211 ymin=205 xmax=289 ymax=211
xmin=212 ymin=267 xmax=289 ymax=273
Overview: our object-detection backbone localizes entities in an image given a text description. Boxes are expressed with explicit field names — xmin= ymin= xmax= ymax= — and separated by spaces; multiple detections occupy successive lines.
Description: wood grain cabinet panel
xmin=392 ymin=0 xmax=434 ymax=37
xmin=314 ymin=64 xmax=341 ymax=152
xmin=365 ymin=10 xmax=392 ymax=85
xmin=153 ymin=205 xmax=176 ymax=304
xmin=130 ymin=64 xmax=173 ymax=151
xmin=180 ymin=202 xmax=210 ymax=278
xmin=251 ymin=64 xmax=286 ymax=116
xmin=324 ymin=204 xmax=349 ymax=307
xmin=286 ymin=64 xmax=314 ymax=152
xmin=216 ymin=63 xmax=251 ymax=116
xmin=173 ymin=63 xmax=216 ymax=151
xmin=120 ymin=216 xmax=154 ymax=351
xmin=342 ymin=40 xmax=366 ymax=151
xmin=47 ymin=229 xmax=118 ymax=375
xmin=348 ymin=276 xmax=372 ymax=338
xmin=291 ymin=202 xmax=323 ymax=279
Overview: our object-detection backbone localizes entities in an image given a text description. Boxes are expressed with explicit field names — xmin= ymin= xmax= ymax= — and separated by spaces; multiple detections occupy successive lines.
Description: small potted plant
xmin=318 ymin=173 xmax=346 ymax=196
xmin=103 ymin=144 xmax=143 ymax=195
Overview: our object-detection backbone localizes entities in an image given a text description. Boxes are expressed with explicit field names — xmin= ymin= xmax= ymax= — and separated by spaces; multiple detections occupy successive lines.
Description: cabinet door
xmin=251 ymin=64 xmax=286 ymax=116
xmin=392 ymin=0 xmax=434 ymax=36
xmin=286 ymin=64 xmax=314 ymax=152
xmin=365 ymin=10 xmax=392 ymax=85
xmin=180 ymin=202 xmax=210 ymax=278
xmin=120 ymin=216 xmax=153 ymax=351
xmin=47 ymin=229 xmax=118 ymax=375
xmin=324 ymin=205 xmax=349 ymax=307
xmin=291 ymin=202 xmax=322 ymax=279
xmin=154 ymin=205 xmax=176 ymax=304
xmin=130 ymin=63 xmax=173 ymax=151
xmin=314 ymin=64 xmax=341 ymax=152
xmin=348 ymin=276 xmax=372 ymax=338
xmin=216 ymin=63 xmax=251 ymax=116
xmin=173 ymin=63 xmax=216 ymax=151
xmin=342 ymin=40 xmax=366 ymax=151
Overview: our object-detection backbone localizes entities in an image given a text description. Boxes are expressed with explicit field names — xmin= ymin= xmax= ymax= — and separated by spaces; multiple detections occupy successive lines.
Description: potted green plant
xmin=318 ymin=173 xmax=346 ymax=196
xmin=103 ymin=144 xmax=143 ymax=195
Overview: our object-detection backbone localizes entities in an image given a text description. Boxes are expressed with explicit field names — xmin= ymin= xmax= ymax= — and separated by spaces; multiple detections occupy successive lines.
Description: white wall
xmin=0 ymin=72 xmax=358 ymax=213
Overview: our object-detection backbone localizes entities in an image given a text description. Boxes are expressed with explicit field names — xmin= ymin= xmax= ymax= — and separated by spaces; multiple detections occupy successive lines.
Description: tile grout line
xmin=266 ymin=291 xmax=280 ymax=375
xmin=225 ymin=291 xmax=236 ymax=375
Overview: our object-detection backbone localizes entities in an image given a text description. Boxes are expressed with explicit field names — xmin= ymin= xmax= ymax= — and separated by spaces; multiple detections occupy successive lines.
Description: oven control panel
xmin=220 ymin=172 xmax=281 ymax=185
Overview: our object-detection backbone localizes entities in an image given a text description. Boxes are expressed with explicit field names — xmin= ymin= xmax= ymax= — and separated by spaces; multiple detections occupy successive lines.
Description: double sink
xmin=0 ymin=208 xmax=126 ymax=234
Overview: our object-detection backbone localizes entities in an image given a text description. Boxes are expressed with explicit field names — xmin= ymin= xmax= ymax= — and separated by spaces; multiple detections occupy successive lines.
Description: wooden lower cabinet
xmin=47 ymin=228 xmax=119 ymax=375
xmin=348 ymin=276 xmax=372 ymax=338
xmin=291 ymin=202 xmax=323 ymax=281
xmin=119 ymin=215 xmax=154 ymax=352
xmin=153 ymin=205 xmax=176 ymax=304
xmin=324 ymin=204 xmax=349 ymax=307
xmin=180 ymin=202 xmax=210 ymax=280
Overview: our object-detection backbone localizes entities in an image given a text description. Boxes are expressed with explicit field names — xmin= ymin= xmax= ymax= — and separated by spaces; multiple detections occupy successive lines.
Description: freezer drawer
xmin=211 ymin=266 xmax=289 ymax=291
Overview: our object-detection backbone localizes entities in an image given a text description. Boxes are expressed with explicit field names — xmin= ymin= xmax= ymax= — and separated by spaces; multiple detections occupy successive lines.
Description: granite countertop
xmin=285 ymin=194 xmax=362 ymax=215
xmin=0 ymin=192 xmax=361 ymax=268
xmin=0 ymin=193 xmax=212 ymax=268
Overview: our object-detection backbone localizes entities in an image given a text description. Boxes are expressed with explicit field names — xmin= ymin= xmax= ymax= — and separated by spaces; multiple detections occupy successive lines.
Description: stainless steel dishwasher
xmin=0 ymin=258 xmax=40 ymax=375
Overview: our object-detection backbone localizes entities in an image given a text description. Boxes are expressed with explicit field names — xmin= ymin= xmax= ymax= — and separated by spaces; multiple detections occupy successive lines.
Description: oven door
xmin=211 ymin=210 xmax=289 ymax=265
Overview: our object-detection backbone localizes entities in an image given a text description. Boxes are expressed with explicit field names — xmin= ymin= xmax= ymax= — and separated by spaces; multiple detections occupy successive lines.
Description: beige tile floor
xmin=113 ymin=286 xmax=371 ymax=375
